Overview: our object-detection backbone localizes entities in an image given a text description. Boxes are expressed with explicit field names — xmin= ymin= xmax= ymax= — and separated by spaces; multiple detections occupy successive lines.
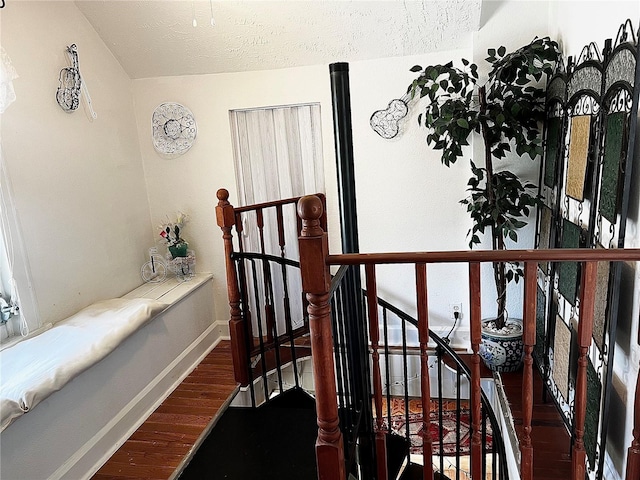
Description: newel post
xmin=297 ymin=195 xmax=346 ymax=480
xmin=216 ymin=189 xmax=249 ymax=386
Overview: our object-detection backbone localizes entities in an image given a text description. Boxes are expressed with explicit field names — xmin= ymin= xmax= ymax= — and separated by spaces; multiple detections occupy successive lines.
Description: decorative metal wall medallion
xmin=152 ymin=102 xmax=197 ymax=156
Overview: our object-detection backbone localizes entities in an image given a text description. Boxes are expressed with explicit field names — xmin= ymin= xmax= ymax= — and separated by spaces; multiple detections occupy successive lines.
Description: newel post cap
xmin=297 ymin=195 xmax=330 ymax=293
xmin=216 ymin=188 xmax=235 ymax=228
xmin=297 ymin=195 xmax=324 ymax=237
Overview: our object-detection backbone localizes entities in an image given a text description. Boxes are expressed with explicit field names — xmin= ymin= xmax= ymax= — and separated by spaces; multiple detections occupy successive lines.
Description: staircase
xmin=207 ymin=190 xmax=640 ymax=480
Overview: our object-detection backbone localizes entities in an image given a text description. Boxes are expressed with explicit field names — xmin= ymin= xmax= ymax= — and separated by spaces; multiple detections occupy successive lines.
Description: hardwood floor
xmin=93 ymin=342 xmax=571 ymax=480
xmin=500 ymin=367 xmax=572 ymax=480
xmin=92 ymin=340 xmax=237 ymax=480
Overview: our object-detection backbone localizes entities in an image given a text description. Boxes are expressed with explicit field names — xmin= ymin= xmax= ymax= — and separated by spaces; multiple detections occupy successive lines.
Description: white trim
xmin=52 ymin=323 xmax=223 ymax=480
xmin=214 ymin=318 xmax=230 ymax=340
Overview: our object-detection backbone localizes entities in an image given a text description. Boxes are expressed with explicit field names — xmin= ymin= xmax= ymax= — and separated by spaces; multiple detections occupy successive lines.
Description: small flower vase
xmin=168 ymin=242 xmax=189 ymax=258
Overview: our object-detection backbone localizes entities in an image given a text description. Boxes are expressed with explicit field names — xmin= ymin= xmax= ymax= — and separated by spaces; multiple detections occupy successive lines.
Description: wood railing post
xmin=297 ymin=195 xmax=346 ymax=480
xmin=216 ymin=189 xmax=249 ymax=386
xmin=468 ymin=262 xmax=483 ymax=480
xmin=572 ymin=261 xmax=597 ymax=480
xmin=365 ymin=264 xmax=388 ymax=480
xmin=521 ymin=261 xmax=537 ymax=480
xmin=626 ymin=366 xmax=640 ymax=479
xmin=416 ymin=263 xmax=434 ymax=480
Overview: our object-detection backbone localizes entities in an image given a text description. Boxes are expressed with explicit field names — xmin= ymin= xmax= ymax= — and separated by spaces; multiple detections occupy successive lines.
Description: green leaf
xmin=498 ymin=46 xmax=506 ymax=56
xmin=457 ymin=118 xmax=469 ymax=129
xmin=410 ymin=65 xmax=423 ymax=72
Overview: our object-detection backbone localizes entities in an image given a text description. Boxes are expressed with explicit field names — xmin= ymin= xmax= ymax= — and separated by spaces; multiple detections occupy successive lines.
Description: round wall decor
xmin=152 ymin=102 xmax=197 ymax=156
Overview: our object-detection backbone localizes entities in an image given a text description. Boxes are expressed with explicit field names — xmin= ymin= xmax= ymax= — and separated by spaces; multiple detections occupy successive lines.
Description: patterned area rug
xmin=377 ymin=398 xmax=492 ymax=456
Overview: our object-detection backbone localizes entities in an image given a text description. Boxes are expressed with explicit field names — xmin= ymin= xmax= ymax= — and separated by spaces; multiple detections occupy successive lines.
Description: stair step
xmin=386 ymin=433 xmax=409 ymax=480
xmin=398 ymin=463 xmax=452 ymax=480
xmin=263 ymin=387 xmax=315 ymax=410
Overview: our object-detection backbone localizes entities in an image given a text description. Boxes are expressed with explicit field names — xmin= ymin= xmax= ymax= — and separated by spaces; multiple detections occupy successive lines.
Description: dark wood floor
xmin=93 ymin=342 xmax=570 ymax=480
xmin=500 ymin=367 xmax=572 ymax=480
xmin=92 ymin=340 xmax=237 ymax=480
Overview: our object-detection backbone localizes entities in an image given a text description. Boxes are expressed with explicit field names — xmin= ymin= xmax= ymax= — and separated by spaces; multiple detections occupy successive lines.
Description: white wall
xmin=131 ymin=65 xmax=341 ymax=325
xmin=131 ymin=44 xmax=485 ymax=340
xmin=349 ymin=50 xmax=474 ymax=333
xmin=0 ymin=2 xmax=153 ymax=326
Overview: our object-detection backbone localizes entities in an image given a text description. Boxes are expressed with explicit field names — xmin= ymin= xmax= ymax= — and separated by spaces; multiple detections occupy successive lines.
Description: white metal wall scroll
xmin=151 ymin=102 xmax=197 ymax=156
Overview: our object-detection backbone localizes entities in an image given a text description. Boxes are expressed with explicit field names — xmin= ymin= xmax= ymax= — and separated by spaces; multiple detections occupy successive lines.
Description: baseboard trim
xmin=53 ymin=324 xmax=222 ymax=480
xmin=214 ymin=319 xmax=230 ymax=340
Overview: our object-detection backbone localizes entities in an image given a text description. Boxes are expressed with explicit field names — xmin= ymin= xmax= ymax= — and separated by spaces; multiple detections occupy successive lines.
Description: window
xmin=0 ymin=151 xmax=39 ymax=346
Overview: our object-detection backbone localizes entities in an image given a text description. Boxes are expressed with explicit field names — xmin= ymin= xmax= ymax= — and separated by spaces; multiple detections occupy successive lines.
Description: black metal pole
xmin=329 ymin=62 xmax=375 ymax=479
xmin=330 ymin=62 xmax=360 ymax=254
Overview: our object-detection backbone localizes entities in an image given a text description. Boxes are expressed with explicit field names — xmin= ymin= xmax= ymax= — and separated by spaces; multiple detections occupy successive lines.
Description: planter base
xmin=479 ymin=318 xmax=524 ymax=373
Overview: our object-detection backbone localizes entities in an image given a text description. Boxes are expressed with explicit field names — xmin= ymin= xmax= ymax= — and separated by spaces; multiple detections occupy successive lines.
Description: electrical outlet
xmin=449 ymin=303 xmax=462 ymax=320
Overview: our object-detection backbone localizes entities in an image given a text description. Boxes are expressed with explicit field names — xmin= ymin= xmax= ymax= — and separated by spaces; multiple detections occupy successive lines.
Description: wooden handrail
xmin=234 ymin=193 xmax=324 ymax=212
xmin=295 ymin=194 xmax=640 ymax=480
xmin=328 ymin=248 xmax=640 ymax=265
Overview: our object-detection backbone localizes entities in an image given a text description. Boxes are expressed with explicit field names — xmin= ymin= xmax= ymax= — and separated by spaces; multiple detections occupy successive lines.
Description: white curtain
xmin=0 ymin=147 xmax=40 ymax=345
xmin=229 ymin=104 xmax=324 ymax=334
xmin=0 ymin=47 xmax=18 ymax=114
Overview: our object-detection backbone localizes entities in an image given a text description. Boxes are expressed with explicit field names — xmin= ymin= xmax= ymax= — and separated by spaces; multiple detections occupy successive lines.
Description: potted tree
xmin=408 ymin=37 xmax=560 ymax=371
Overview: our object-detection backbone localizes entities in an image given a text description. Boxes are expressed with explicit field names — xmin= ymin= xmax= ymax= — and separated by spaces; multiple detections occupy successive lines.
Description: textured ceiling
xmin=75 ymin=0 xmax=482 ymax=79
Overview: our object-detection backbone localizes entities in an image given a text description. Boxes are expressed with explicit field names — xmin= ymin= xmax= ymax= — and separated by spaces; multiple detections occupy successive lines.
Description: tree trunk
xmin=478 ymin=86 xmax=508 ymax=329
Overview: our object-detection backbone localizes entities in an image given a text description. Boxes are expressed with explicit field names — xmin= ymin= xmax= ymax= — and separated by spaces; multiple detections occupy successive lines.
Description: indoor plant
xmin=159 ymin=212 xmax=190 ymax=258
xmin=408 ymin=37 xmax=560 ymax=371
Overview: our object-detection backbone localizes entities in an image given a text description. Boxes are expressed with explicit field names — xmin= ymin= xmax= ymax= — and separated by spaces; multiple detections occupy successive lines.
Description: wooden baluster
xmin=416 ymin=263 xmax=434 ymax=480
xmin=468 ymin=262 xmax=483 ymax=480
xmin=626 ymin=367 xmax=640 ymax=479
xmin=572 ymin=261 xmax=597 ymax=480
xmin=365 ymin=264 xmax=387 ymax=480
xmin=216 ymin=189 xmax=249 ymax=386
xmin=297 ymin=195 xmax=346 ymax=480
xmin=521 ymin=261 xmax=537 ymax=480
